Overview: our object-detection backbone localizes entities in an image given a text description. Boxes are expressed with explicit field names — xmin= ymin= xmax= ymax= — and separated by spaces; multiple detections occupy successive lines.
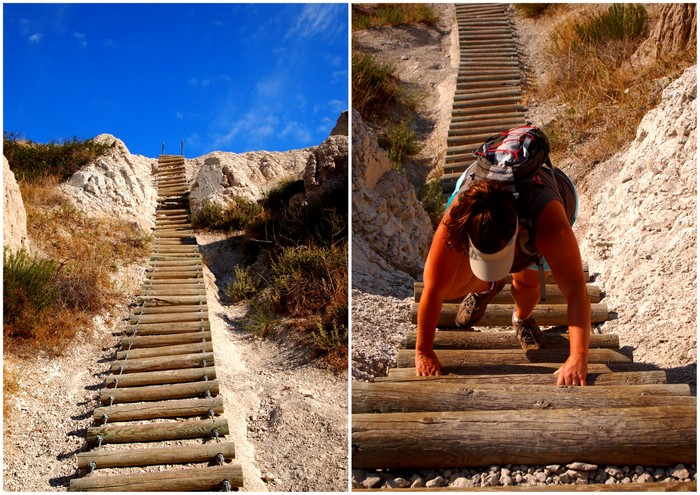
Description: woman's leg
xmin=511 ymin=267 xmax=546 ymax=318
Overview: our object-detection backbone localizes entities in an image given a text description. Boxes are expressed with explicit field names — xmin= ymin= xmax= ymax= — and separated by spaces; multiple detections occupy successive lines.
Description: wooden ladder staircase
xmin=69 ymin=155 xmax=243 ymax=491
xmin=351 ymin=264 xmax=696 ymax=489
xmin=443 ymin=3 xmax=527 ymax=195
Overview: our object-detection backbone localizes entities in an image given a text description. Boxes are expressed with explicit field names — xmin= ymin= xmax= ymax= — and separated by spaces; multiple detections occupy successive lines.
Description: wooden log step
xmin=396 ymin=348 xmax=632 ymax=368
xmin=87 ymin=418 xmax=228 ymax=445
xmin=352 ymin=382 xmax=692 ymax=414
xmin=410 ymin=302 xmax=608 ymax=327
xmin=119 ymin=331 xmax=211 ymax=349
xmin=105 ymin=367 xmax=216 ymax=388
xmin=144 ymin=270 xmax=203 ymax=279
xmin=125 ymin=321 xmax=210 ymax=335
xmin=130 ymin=311 xmax=208 ymax=324
xmin=379 ymin=369 xmax=668 ymax=386
xmin=413 ymin=282 xmax=600 ymax=304
xmin=133 ymin=304 xmax=207 ymax=316
xmin=402 ymin=331 xmax=618 ymax=350
xmin=389 ymin=362 xmax=651 ymax=378
xmin=100 ymin=380 xmax=219 ymax=404
xmin=137 ymin=295 xmax=208 ymax=306
xmin=110 ymin=352 xmax=214 ymax=373
xmin=447 ymin=122 xmax=524 ymax=136
xmin=142 ymin=280 xmax=206 ymax=289
xmin=452 ymin=103 xmax=526 ymax=116
xmin=149 ymin=253 xmax=201 ymax=261
xmin=117 ymin=341 xmax=212 ymax=360
xmin=352 ymin=481 xmax=697 ymax=492
xmin=151 ymin=247 xmax=200 ymax=255
xmin=148 ymin=259 xmax=201 ymax=267
xmin=69 ymin=463 xmax=242 ymax=491
xmin=76 ymin=441 xmax=235 ymax=470
xmin=351 ymin=405 xmax=697 ymax=469
xmin=452 ymin=97 xmax=522 ymax=110
xmin=140 ymin=288 xmax=207 ymax=297
xmin=94 ymin=396 xmax=224 ymax=422
xmin=451 ymin=112 xmax=525 ymax=125
xmin=155 ymin=208 xmax=188 ymax=216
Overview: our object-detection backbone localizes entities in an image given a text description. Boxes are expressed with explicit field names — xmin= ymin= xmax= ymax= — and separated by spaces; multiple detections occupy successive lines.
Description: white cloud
xmin=284 ymin=4 xmax=343 ymax=40
xmin=73 ymin=31 xmax=87 ymax=47
xmin=28 ymin=33 xmax=43 ymax=43
xmin=211 ymin=19 xmax=223 ymax=28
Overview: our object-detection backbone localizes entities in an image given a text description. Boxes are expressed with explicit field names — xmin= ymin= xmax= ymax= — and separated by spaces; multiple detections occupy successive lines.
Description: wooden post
xmin=69 ymin=463 xmax=242 ymax=491
xmin=410 ymin=302 xmax=609 ymax=327
xmin=76 ymin=441 xmax=236 ymax=470
xmin=94 ymin=396 xmax=223 ymax=422
xmin=352 ymin=405 xmax=697 ymax=468
xmin=87 ymin=418 xmax=229 ymax=444
xmin=352 ymin=382 xmax=692 ymax=413
xmin=105 ymin=366 xmax=216 ymax=388
xmin=402 ymin=331 xmax=619 ymax=350
xmin=396 ymin=348 xmax=632 ymax=368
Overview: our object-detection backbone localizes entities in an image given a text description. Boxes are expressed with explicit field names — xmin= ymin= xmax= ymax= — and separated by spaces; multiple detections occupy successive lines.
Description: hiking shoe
xmin=513 ymin=313 xmax=545 ymax=350
xmin=455 ymin=279 xmax=506 ymax=328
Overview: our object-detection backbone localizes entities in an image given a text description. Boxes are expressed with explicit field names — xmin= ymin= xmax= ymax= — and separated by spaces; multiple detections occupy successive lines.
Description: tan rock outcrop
xmin=352 ymin=110 xmax=433 ymax=293
xmin=60 ymin=134 xmax=157 ymax=232
xmin=3 ymin=155 xmax=28 ymax=252
xmin=632 ymin=4 xmax=696 ymax=67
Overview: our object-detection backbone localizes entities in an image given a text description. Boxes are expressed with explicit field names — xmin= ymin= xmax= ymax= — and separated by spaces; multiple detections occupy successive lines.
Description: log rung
xmin=94 ymin=396 xmax=224 ymax=422
xmin=119 ymin=331 xmax=212 ymax=349
xmin=69 ymin=462 xmax=242 ymax=491
xmin=116 ymin=341 xmax=213 ymax=360
xmin=100 ymin=379 xmax=219 ymax=404
xmin=110 ymin=352 xmax=214 ymax=373
xmin=105 ymin=366 xmax=216 ymax=388
xmin=403 ymin=330 xmax=619 ymax=350
xmin=352 ymin=382 xmax=692 ymax=414
xmin=396 ymin=348 xmax=633 ymax=368
xmin=76 ymin=441 xmax=236 ymax=470
xmin=379 ymin=369 xmax=668 ymax=386
xmin=87 ymin=418 xmax=228 ymax=444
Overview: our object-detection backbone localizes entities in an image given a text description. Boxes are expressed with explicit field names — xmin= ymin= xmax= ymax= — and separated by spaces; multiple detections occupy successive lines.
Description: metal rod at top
xmin=181 ymin=138 xmax=184 ymax=156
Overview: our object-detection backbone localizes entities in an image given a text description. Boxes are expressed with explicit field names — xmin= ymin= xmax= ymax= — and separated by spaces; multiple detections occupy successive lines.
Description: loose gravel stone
xmin=426 ymin=476 xmax=444 ymax=488
xmin=452 ymin=477 xmax=473 ymax=488
xmin=394 ymin=477 xmax=411 ymax=488
xmin=362 ymin=475 xmax=382 ymax=489
xmin=568 ymin=462 xmax=598 ymax=471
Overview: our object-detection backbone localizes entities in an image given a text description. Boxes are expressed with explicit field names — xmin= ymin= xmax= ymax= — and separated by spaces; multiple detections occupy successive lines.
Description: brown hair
xmin=443 ymin=180 xmax=518 ymax=254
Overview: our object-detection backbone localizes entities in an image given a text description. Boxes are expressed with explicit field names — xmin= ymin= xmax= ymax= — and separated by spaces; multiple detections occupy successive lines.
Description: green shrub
xmin=574 ymin=4 xmax=648 ymax=45
xmin=514 ymin=4 xmax=550 ymax=18
xmin=311 ymin=322 xmax=348 ymax=356
xmin=353 ymin=4 xmax=439 ymax=30
xmin=3 ymin=248 xmax=59 ymax=330
xmin=192 ymin=197 xmax=263 ymax=232
xmin=242 ymin=298 xmax=278 ymax=338
xmin=418 ymin=179 xmax=446 ymax=229
xmin=352 ymin=52 xmax=400 ymax=120
xmin=225 ymin=265 xmax=259 ymax=302
xmin=262 ymin=179 xmax=305 ymax=214
xmin=378 ymin=120 xmax=422 ymax=172
xmin=270 ymin=244 xmax=347 ymax=322
xmin=3 ymin=133 xmax=113 ymax=183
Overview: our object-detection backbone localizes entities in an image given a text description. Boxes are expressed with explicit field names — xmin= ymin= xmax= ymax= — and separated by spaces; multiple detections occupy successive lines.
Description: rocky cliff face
xmin=60 ymin=134 xmax=157 ymax=231
xmin=188 ymin=112 xmax=348 ymax=215
xmin=187 ymin=148 xmax=314 ymax=214
xmin=352 ymin=110 xmax=433 ymax=295
xmin=578 ymin=65 xmax=697 ymax=374
xmin=3 ymin=155 xmax=28 ymax=252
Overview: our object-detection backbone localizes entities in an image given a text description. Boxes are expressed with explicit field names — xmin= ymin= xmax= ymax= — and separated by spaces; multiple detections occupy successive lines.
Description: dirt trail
xmin=197 ymin=232 xmax=349 ymax=492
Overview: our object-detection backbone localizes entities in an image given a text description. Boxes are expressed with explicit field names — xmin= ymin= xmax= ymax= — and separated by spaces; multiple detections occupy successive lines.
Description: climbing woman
xmin=415 ymin=127 xmax=591 ymax=386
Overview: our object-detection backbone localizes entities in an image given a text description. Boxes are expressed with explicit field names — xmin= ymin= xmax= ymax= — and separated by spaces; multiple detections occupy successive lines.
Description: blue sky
xmin=3 ymin=3 xmax=348 ymax=158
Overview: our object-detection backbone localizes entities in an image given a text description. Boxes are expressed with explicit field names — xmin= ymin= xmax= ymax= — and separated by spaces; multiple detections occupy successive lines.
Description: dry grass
xmin=5 ymin=178 xmax=152 ymax=356
xmin=352 ymin=3 xmax=439 ymax=30
xmin=540 ymin=5 xmax=695 ymax=164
